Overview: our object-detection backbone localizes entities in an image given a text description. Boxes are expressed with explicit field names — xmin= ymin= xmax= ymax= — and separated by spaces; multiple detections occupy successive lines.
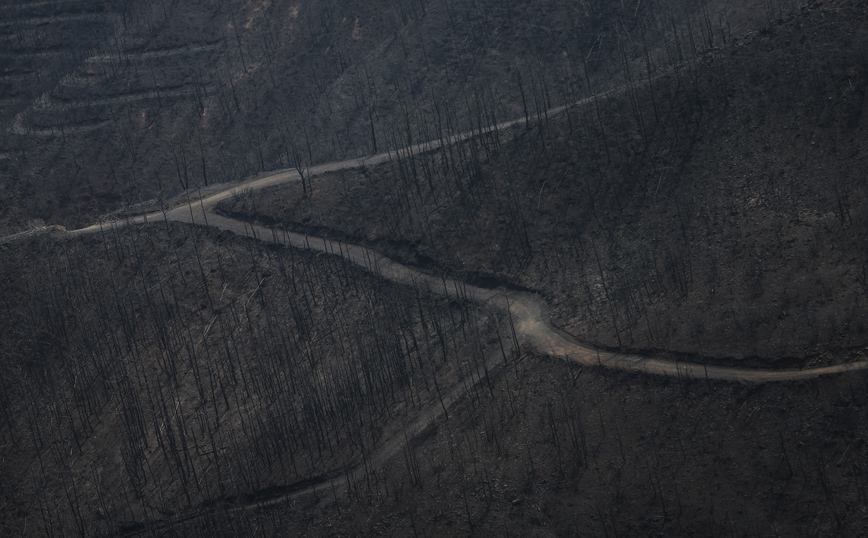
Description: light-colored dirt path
xmin=48 ymin=79 xmax=868 ymax=384
xmin=167 ymin=206 xmax=868 ymax=383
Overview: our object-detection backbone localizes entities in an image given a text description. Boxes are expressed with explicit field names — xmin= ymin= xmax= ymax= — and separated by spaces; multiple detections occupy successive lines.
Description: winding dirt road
xmin=51 ymin=85 xmax=868 ymax=384
xmin=178 ymin=210 xmax=868 ymax=383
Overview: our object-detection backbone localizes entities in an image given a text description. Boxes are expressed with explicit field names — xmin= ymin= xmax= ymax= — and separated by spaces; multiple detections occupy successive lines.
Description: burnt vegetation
xmin=2 ymin=0 xmax=868 ymax=536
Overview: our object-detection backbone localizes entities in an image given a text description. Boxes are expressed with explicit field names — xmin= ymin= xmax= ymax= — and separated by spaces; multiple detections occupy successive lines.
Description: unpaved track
xmin=169 ymin=207 xmax=868 ymax=383
xmin=52 ymin=81 xmax=868 ymax=383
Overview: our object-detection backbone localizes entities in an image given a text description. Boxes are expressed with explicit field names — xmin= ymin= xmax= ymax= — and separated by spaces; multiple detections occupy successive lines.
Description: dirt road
xmin=56 ymin=82 xmax=868 ymax=384
xmin=165 ymin=204 xmax=868 ymax=383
